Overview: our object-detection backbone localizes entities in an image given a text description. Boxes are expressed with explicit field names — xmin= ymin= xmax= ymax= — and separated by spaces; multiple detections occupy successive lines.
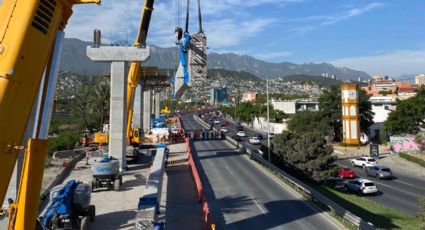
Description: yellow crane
xmin=0 ymin=0 xmax=100 ymax=229
xmin=125 ymin=0 xmax=155 ymax=147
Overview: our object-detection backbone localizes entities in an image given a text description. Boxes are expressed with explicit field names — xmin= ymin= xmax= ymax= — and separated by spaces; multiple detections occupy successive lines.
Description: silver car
xmin=365 ymin=166 xmax=393 ymax=179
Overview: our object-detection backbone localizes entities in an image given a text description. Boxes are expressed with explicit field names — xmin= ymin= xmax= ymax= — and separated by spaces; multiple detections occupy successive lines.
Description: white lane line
xmin=250 ymin=196 xmax=267 ymax=214
xmin=224 ymin=165 xmax=234 ymax=176
xmin=393 ymin=179 xmax=415 ymax=187
xmin=373 ymin=181 xmax=420 ymax=197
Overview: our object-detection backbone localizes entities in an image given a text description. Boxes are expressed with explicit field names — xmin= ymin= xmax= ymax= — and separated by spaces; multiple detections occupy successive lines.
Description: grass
xmin=312 ymin=184 xmax=420 ymax=230
xmin=399 ymin=152 xmax=425 ymax=168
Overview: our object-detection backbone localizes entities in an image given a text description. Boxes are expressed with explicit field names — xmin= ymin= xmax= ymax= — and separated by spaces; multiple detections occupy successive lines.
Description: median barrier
xmin=193 ymin=113 xmax=375 ymax=230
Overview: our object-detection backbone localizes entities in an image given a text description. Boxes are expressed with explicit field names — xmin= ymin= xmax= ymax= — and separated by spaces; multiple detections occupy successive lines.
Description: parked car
xmin=255 ymin=133 xmax=263 ymax=139
xmin=338 ymin=166 xmax=356 ymax=179
xmin=351 ymin=157 xmax=377 ymax=169
xmin=236 ymin=131 xmax=246 ymax=137
xmin=344 ymin=178 xmax=378 ymax=195
xmin=220 ymin=126 xmax=228 ymax=133
xmin=365 ymin=166 xmax=393 ymax=179
xmin=249 ymin=137 xmax=260 ymax=145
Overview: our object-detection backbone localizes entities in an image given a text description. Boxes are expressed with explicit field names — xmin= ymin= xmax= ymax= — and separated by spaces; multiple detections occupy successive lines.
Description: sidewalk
xmin=159 ymin=143 xmax=201 ymax=230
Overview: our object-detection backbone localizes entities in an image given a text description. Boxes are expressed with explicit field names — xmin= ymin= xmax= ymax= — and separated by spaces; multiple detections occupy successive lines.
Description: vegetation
xmin=385 ymin=87 xmax=425 ymax=135
xmin=287 ymin=111 xmax=332 ymax=136
xmin=399 ymin=152 xmax=425 ymax=168
xmin=270 ymin=131 xmax=337 ymax=183
xmin=221 ymin=102 xmax=287 ymax=123
xmin=318 ymin=86 xmax=374 ymax=141
xmin=278 ymin=74 xmax=367 ymax=88
xmin=419 ymin=197 xmax=425 ymax=230
xmin=47 ymin=132 xmax=81 ymax=158
xmin=208 ymin=69 xmax=263 ymax=82
xmin=255 ymin=93 xmax=309 ymax=104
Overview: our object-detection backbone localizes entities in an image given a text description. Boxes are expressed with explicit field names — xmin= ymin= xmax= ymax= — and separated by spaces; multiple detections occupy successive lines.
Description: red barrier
xmin=185 ymin=137 xmax=215 ymax=229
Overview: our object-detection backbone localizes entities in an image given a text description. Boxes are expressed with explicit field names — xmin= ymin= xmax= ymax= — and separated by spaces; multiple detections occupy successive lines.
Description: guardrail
xmin=136 ymin=146 xmax=166 ymax=230
xmin=193 ymin=114 xmax=375 ymax=230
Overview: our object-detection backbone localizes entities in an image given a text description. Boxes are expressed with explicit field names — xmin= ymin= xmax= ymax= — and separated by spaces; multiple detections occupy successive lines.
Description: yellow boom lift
xmin=0 ymin=0 xmax=100 ymax=229
xmin=125 ymin=0 xmax=155 ymax=147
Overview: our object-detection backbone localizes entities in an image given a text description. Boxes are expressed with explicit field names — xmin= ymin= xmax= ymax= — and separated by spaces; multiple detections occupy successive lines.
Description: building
xmin=415 ymin=74 xmax=425 ymax=86
xmin=362 ymin=75 xmax=397 ymax=96
xmin=368 ymin=96 xmax=397 ymax=142
xmin=241 ymin=92 xmax=258 ymax=102
xmin=271 ymin=99 xmax=319 ymax=115
xmin=210 ymin=87 xmax=228 ymax=106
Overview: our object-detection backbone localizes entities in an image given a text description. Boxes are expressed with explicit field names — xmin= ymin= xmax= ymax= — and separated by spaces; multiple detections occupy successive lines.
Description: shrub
xmin=47 ymin=132 xmax=81 ymax=158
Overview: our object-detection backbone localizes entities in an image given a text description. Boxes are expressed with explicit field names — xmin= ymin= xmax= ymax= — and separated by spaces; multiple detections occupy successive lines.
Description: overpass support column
xmin=154 ymin=91 xmax=161 ymax=118
xmin=133 ymin=84 xmax=143 ymax=129
xmin=143 ymin=90 xmax=152 ymax=132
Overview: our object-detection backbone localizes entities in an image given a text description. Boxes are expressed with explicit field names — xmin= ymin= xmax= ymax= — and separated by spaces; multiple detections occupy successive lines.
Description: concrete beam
xmin=86 ymin=46 xmax=150 ymax=62
xmin=109 ymin=62 xmax=128 ymax=171
xmin=143 ymin=90 xmax=152 ymax=132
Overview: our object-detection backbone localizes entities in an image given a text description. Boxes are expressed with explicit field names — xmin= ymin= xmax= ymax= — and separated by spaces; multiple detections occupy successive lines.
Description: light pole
xmin=267 ymin=76 xmax=271 ymax=162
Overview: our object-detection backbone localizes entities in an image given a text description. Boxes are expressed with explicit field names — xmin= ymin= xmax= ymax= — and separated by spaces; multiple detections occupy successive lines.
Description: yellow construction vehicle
xmin=161 ymin=86 xmax=172 ymax=114
xmin=0 ymin=1 xmax=100 ymax=229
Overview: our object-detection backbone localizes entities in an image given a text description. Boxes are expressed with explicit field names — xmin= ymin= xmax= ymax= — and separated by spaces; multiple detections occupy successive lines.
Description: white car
xmin=220 ymin=127 xmax=228 ymax=133
xmin=214 ymin=120 xmax=220 ymax=125
xmin=249 ymin=137 xmax=260 ymax=145
xmin=344 ymin=178 xmax=378 ymax=195
xmin=236 ymin=131 xmax=246 ymax=137
xmin=351 ymin=157 xmax=377 ymax=169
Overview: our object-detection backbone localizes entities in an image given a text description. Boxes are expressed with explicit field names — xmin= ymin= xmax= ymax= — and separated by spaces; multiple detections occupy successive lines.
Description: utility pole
xmin=267 ymin=76 xmax=271 ymax=162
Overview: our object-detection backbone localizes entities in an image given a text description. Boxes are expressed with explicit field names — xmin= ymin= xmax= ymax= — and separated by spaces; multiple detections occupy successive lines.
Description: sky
xmin=66 ymin=0 xmax=425 ymax=77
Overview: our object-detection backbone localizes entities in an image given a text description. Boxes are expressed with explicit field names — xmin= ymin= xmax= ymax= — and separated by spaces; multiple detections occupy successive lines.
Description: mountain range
xmin=59 ymin=38 xmax=370 ymax=81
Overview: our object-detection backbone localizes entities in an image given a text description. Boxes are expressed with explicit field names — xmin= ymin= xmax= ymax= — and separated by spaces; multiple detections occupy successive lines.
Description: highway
xmin=338 ymin=158 xmax=425 ymax=215
xmin=206 ymin=111 xmax=425 ymax=216
xmin=181 ymin=113 xmax=341 ymax=230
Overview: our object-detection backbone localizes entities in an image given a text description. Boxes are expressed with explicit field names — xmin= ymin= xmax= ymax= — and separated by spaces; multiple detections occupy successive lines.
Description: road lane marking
xmin=250 ymin=196 xmax=267 ymax=214
xmin=393 ymin=179 xmax=415 ymax=187
xmin=224 ymin=165 xmax=234 ymax=176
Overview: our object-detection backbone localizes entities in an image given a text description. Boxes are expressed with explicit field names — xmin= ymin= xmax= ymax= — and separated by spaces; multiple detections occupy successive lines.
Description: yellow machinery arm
xmin=0 ymin=0 xmax=99 ymax=229
xmin=126 ymin=0 xmax=155 ymax=145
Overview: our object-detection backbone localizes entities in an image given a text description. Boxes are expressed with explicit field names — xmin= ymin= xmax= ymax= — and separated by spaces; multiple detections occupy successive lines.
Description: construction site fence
xmin=185 ymin=137 xmax=215 ymax=230
xmin=193 ymin=113 xmax=375 ymax=230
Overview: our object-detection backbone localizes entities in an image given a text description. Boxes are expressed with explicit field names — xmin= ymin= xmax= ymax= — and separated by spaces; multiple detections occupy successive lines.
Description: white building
xmin=368 ymin=96 xmax=397 ymax=142
xmin=415 ymin=74 xmax=425 ymax=86
xmin=271 ymin=100 xmax=319 ymax=115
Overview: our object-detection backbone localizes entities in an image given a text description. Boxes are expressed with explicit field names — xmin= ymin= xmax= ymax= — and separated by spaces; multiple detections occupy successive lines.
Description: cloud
xmin=254 ymin=51 xmax=293 ymax=61
xmin=290 ymin=2 xmax=386 ymax=32
xmin=331 ymin=49 xmax=425 ymax=76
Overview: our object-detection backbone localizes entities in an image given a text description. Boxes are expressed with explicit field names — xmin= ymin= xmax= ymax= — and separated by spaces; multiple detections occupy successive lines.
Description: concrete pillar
xmin=143 ymin=90 xmax=152 ymax=132
xmin=133 ymin=84 xmax=143 ymax=129
xmin=109 ymin=62 xmax=128 ymax=171
xmin=154 ymin=91 xmax=161 ymax=118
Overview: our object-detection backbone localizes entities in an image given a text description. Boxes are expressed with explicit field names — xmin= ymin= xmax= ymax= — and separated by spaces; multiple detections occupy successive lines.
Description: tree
xmin=385 ymin=88 xmax=425 ymax=135
xmin=319 ymin=86 xmax=374 ymax=141
xmin=272 ymin=131 xmax=337 ymax=183
xmin=287 ymin=111 xmax=332 ymax=136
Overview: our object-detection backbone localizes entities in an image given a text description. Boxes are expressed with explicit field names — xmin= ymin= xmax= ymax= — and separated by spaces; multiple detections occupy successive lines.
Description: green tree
xmin=287 ymin=111 xmax=332 ymax=136
xmin=272 ymin=131 xmax=337 ymax=183
xmin=385 ymin=88 xmax=425 ymax=135
xmin=319 ymin=86 xmax=374 ymax=141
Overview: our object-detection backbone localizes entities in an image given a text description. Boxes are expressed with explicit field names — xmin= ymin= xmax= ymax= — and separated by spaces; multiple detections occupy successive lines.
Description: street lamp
xmin=267 ymin=76 xmax=271 ymax=162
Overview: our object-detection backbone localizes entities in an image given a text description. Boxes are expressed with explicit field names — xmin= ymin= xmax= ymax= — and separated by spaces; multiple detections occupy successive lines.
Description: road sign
xmin=370 ymin=144 xmax=379 ymax=157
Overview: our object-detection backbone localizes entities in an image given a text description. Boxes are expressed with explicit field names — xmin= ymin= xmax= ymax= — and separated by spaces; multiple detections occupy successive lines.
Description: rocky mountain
xmin=59 ymin=38 xmax=370 ymax=81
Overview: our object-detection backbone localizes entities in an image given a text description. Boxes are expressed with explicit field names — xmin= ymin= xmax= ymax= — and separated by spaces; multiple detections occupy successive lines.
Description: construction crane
xmin=125 ymin=0 xmax=155 ymax=148
xmin=0 ymin=0 xmax=100 ymax=229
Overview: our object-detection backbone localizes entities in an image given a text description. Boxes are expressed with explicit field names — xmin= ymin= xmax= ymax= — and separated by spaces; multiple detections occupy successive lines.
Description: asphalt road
xmin=206 ymin=112 xmax=425 ymax=216
xmin=181 ymin=113 xmax=341 ymax=230
xmin=338 ymin=158 xmax=425 ymax=215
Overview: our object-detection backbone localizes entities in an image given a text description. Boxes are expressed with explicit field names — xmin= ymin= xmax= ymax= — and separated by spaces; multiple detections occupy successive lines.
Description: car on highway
xmin=338 ymin=166 xmax=356 ymax=179
xmin=365 ymin=166 xmax=393 ymax=179
xmin=236 ymin=131 xmax=246 ymax=137
xmin=234 ymin=135 xmax=242 ymax=141
xmin=220 ymin=126 xmax=228 ymax=133
xmin=249 ymin=137 xmax=260 ymax=145
xmin=236 ymin=125 xmax=244 ymax=131
xmin=344 ymin=178 xmax=378 ymax=195
xmin=255 ymin=133 xmax=263 ymax=139
xmin=351 ymin=157 xmax=377 ymax=169
xmin=214 ymin=120 xmax=220 ymax=125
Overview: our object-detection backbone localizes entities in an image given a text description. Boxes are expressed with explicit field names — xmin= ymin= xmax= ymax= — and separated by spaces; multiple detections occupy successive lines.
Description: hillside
xmin=208 ymin=69 xmax=262 ymax=82
xmin=60 ymin=38 xmax=370 ymax=81
xmin=277 ymin=74 xmax=367 ymax=88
